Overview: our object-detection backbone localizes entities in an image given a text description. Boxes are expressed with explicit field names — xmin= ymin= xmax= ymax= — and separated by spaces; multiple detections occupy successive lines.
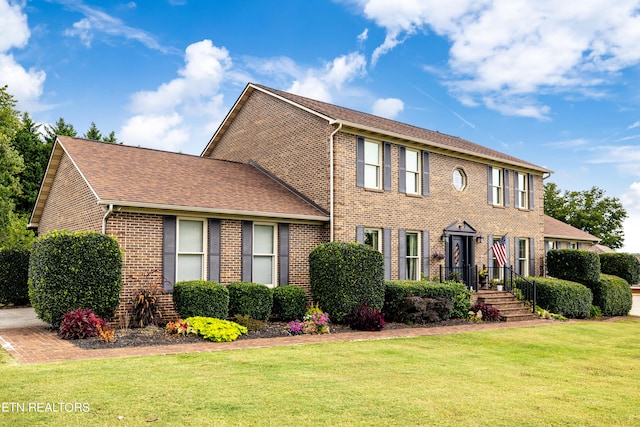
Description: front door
xmin=448 ymin=235 xmax=470 ymax=283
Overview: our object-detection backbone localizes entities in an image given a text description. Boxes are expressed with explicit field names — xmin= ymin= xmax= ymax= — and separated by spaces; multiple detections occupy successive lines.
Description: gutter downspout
xmin=329 ymin=121 xmax=342 ymax=242
xmin=102 ymin=204 xmax=114 ymax=234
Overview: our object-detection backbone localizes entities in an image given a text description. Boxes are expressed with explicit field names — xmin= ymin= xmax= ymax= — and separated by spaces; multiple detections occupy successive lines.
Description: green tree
xmin=544 ymin=183 xmax=627 ymax=249
xmin=0 ymin=86 xmax=24 ymax=238
xmin=44 ymin=117 xmax=77 ymax=147
xmin=84 ymin=121 xmax=102 ymax=141
xmin=11 ymin=113 xmax=53 ymax=215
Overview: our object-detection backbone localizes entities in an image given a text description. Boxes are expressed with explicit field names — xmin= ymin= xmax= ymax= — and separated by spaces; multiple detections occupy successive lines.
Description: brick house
xmin=543 ymin=214 xmax=608 ymax=253
xmin=30 ymin=82 xmax=552 ymax=318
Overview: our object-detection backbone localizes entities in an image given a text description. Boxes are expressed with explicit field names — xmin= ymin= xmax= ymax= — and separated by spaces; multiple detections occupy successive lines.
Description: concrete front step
xmin=475 ymin=290 xmax=537 ymax=322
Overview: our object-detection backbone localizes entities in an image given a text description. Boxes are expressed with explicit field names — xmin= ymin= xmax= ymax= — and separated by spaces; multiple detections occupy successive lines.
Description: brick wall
xmin=38 ymin=152 xmax=104 ymax=234
xmin=333 ymin=131 xmax=546 ymax=279
xmin=207 ymin=89 xmax=333 ymax=211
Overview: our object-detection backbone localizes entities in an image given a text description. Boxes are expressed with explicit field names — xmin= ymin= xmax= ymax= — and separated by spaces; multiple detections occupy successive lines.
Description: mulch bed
xmin=69 ymin=319 xmax=472 ymax=350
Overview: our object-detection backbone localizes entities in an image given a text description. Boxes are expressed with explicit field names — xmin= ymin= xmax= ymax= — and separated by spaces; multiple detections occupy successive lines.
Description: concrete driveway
xmin=0 ymin=307 xmax=48 ymax=329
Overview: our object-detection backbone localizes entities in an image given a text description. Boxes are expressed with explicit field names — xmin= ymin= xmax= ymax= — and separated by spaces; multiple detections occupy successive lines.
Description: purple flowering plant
xmin=288 ymin=305 xmax=331 ymax=335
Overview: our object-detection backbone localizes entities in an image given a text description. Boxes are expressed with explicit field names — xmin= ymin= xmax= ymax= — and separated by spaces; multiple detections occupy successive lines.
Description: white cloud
xmin=628 ymin=121 xmax=640 ymax=130
xmin=372 ymin=97 xmax=404 ymax=118
xmin=357 ymin=28 xmax=369 ymax=44
xmin=357 ymin=0 xmax=640 ymax=119
xmin=621 ymin=182 xmax=640 ymax=253
xmin=287 ymin=52 xmax=366 ymax=102
xmin=0 ymin=0 xmax=46 ymax=110
xmin=588 ymin=145 xmax=640 ymax=177
xmin=122 ymin=39 xmax=239 ymax=151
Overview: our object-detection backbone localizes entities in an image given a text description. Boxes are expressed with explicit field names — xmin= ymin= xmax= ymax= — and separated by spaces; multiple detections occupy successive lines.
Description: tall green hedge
xmin=28 ymin=230 xmax=122 ymax=328
xmin=173 ymin=280 xmax=229 ymax=319
xmin=383 ymin=280 xmax=471 ymax=322
xmin=227 ymin=282 xmax=273 ymax=321
xmin=309 ymin=242 xmax=384 ymax=323
xmin=0 ymin=247 xmax=30 ymax=306
xmin=516 ymin=276 xmax=592 ymax=318
xmin=599 ymin=253 xmax=640 ymax=285
xmin=590 ymin=274 xmax=632 ymax=317
xmin=546 ymin=249 xmax=600 ymax=285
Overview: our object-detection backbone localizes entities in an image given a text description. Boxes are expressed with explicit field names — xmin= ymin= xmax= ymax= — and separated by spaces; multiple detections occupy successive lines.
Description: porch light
xmin=475 ymin=236 xmax=484 ymax=244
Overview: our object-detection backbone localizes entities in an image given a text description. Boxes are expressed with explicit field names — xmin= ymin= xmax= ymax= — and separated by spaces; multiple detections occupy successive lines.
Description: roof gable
xmin=203 ymin=83 xmax=551 ymax=174
xmin=543 ymin=215 xmax=600 ymax=242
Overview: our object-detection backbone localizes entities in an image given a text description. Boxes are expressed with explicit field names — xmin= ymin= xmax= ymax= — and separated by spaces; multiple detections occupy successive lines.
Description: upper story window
xmin=177 ymin=218 xmax=206 ymax=282
xmin=253 ymin=223 xmax=277 ymax=287
xmin=364 ymin=228 xmax=382 ymax=252
xmin=491 ymin=167 xmax=503 ymax=206
xmin=517 ymin=173 xmax=528 ymax=209
xmin=405 ymin=149 xmax=420 ymax=194
xmin=364 ymin=140 xmax=381 ymax=189
xmin=453 ymin=168 xmax=467 ymax=191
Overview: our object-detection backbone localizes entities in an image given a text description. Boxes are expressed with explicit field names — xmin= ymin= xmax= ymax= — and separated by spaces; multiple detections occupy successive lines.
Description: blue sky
xmin=2 ymin=0 xmax=640 ymax=252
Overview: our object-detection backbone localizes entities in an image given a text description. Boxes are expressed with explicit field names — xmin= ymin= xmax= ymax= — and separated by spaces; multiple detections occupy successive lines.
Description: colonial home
xmin=30 ymin=83 xmax=552 ymax=318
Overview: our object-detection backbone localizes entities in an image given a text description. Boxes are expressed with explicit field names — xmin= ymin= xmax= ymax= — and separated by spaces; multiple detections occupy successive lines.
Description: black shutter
xmin=514 ymin=172 xmax=520 ymax=208
xmin=162 ymin=216 xmax=177 ymax=292
xmin=356 ymin=136 xmax=365 ymax=188
xmin=422 ymin=231 xmax=430 ymax=279
xmin=384 ymin=142 xmax=392 ymax=191
xmin=398 ymin=146 xmax=406 ymax=193
xmin=355 ymin=226 xmax=365 ymax=244
xmin=398 ymin=229 xmax=407 ymax=280
xmin=505 ymin=237 xmax=511 ymax=267
xmin=208 ymin=219 xmax=221 ymax=283
xmin=514 ymin=237 xmax=520 ymax=275
xmin=504 ymin=169 xmax=511 ymax=207
xmin=529 ymin=237 xmax=535 ymax=277
xmin=487 ymin=165 xmax=493 ymax=205
xmin=241 ymin=221 xmax=253 ymax=282
xmin=383 ymin=228 xmax=391 ymax=280
xmin=278 ymin=223 xmax=290 ymax=286
xmin=488 ymin=234 xmax=494 ymax=266
xmin=528 ymin=173 xmax=535 ymax=210
xmin=422 ymin=151 xmax=430 ymax=196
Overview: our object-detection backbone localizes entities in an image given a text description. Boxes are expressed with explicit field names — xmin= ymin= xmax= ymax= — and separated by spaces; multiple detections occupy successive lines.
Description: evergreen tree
xmin=44 ymin=117 xmax=77 ymax=146
xmin=0 ymin=86 xmax=24 ymax=237
xmin=84 ymin=121 xmax=102 ymax=141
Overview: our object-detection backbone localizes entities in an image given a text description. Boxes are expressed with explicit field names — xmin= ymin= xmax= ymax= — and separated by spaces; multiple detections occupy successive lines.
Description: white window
xmin=546 ymin=240 xmax=556 ymax=252
xmin=177 ymin=219 xmax=206 ymax=282
xmin=518 ymin=173 xmax=528 ymax=209
xmin=453 ymin=168 xmax=467 ymax=191
xmin=364 ymin=228 xmax=382 ymax=252
xmin=253 ymin=224 xmax=277 ymax=287
xmin=406 ymin=232 xmax=420 ymax=280
xmin=491 ymin=236 xmax=505 ymax=280
xmin=491 ymin=167 xmax=503 ymax=206
xmin=518 ymin=238 xmax=529 ymax=277
xmin=364 ymin=140 xmax=381 ymax=189
xmin=405 ymin=149 xmax=420 ymax=194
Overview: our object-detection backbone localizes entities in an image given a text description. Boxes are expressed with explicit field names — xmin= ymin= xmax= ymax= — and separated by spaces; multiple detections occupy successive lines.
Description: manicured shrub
xmin=234 ymin=314 xmax=266 ymax=332
xmin=58 ymin=308 xmax=106 ymax=340
xmin=599 ymin=253 xmax=640 ymax=285
xmin=185 ymin=316 xmax=247 ymax=342
xmin=590 ymin=274 xmax=632 ymax=317
xmin=470 ymin=303 xmax=501 ymax=322
xmin=29 ymin=230 xmax=122 ymax=328
xmin=383 ymin=280 xmax=463 ymax=322
xmin=272 ymin=285 xmax=307 ymax=321
xmin=346 ymin=302 xmax=385 ymax=331
xmin=227 ymin=282 xmax=273 ymax=321
xmin=399 ymin=296 xmax=452 ymax=324
xmin=546 ymin=249 xmax=600 ymax=286
xmin=0 ymin=247 xmax=30 ymax=306
xmin=516 ymin=277 xmax=592 ymax=319
xmin=173 ymin=280 xmax=229 ymax=319
xmin=309 ymin=242 xmax=384 ymax=323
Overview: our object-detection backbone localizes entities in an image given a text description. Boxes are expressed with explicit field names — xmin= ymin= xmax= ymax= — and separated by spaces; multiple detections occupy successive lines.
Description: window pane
xmin=406 ymin=171 xmax=418 ymax=193
xmin=253 ymin=256 xmax=273 ymax=285
xmin=407 ymin=258 xmax=418 ymax=280
xmin=406 ymin=150 xmax=419 ymax=172
xmin=178 ymin=220 xmax=203 ymax=253
xmin=407 ymin=233 xmax=418 ymax=256
xmin=364 ymin=141 xmax=379 ymax=164
xmin=364 ymin=164 xmax=379 ymax=188
xmin=493 ymin=187 xmax=502 ymax=205
xmin=453 ymin=169 xmax=466 ymax=191
xmin=177 ymin=254 xmax=203 ymax=282
xmin=254 ymin=225 xmax=274 ymax=254
xmin=364 ymin=230 xmax=379 ymax=251
xmin=492 ymin=168 xmax=502 ymax=186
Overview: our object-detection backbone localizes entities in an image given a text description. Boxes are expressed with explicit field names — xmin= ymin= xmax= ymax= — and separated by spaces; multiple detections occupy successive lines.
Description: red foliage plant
xmin=346 ymin=302 xmax=386 ymax=331
xmin=58 ymin=308 xmax=107 ymax=340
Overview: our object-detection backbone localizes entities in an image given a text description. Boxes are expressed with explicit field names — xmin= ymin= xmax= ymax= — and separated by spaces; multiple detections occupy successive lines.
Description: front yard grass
xmin=0 ymin=318 xmax=639 ymax=426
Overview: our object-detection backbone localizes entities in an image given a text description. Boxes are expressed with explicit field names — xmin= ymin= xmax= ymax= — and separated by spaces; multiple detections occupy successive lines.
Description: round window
xmin=453 ymin=168 xmax=466 ymax=191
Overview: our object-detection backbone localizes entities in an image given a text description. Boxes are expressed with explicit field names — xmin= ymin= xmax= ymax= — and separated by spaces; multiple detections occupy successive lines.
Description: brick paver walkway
xmin=0 ymin=319 xmax=560 ymax=364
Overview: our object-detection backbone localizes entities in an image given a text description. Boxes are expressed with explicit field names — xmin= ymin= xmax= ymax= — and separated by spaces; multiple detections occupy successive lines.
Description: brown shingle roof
xmin=204 ymin=83 xmax=550 ymax=173
xmin=544 ymin=215 xmax=599 ymax=242
xmin=31 ymin=136 xmax=328 ymax=225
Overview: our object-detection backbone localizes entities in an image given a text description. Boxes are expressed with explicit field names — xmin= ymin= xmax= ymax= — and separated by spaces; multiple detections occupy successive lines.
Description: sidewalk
xmin=0 ymin=315 xmax=559 ymax=365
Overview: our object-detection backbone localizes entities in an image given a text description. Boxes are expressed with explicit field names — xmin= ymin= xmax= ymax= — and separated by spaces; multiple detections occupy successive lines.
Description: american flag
xmin=492 ymin=236 xmax=508 ymax=266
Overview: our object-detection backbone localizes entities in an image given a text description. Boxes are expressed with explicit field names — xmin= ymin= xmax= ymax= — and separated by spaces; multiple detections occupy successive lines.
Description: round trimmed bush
xmin=28 ymin=230 xmax=122 ymax=328
xmin=272 ymin=285 xmax=307 ymax=321
xmin=547 ymin=249 xmax=600 ymax=286
xmin=516 ymin=276 xmax=592 ymax=318
xmin=590 ymin=274 xmax=632 ymax=317
xmin=0 ymin=247 xmax=30 ymax=306
xmin=309 ymin=242 xmax=384 ymax=323
xmin=227 ymin=282 xmax=273 ymax=321
xmin=599 ymin=253 xmax=640 ymax=285
xmin=383 ymin=280 xmax=462 ymax=322
xmin=173 ymin=280 xmax=229 ymax=319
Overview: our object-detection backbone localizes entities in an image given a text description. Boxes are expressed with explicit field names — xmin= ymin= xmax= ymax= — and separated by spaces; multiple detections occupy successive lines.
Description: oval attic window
xmin=453 ymin=168 xmax=466 ymax=191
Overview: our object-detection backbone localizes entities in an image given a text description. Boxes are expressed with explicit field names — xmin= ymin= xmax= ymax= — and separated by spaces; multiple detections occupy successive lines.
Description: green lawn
xmin=1 ymin=318 xmax=639 ymax=426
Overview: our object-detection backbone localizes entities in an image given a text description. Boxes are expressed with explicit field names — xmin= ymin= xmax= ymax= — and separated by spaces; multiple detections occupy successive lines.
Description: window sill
xmin=404 ymin=192 xmax=423 ymax=198
xmin=364 ymin=187 xmax=385 ymax=193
